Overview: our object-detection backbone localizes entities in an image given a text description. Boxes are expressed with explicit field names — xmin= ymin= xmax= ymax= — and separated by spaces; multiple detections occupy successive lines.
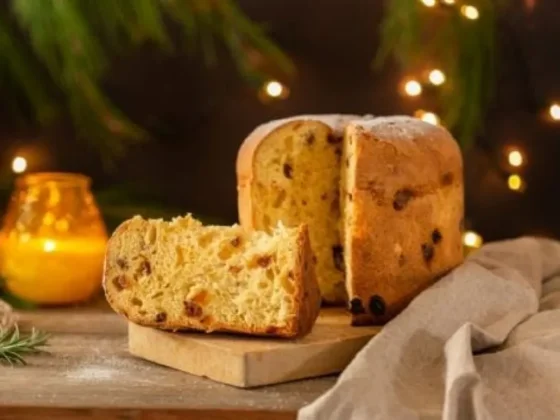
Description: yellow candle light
xmin=0 ymin=173 xmax=108 ymax=304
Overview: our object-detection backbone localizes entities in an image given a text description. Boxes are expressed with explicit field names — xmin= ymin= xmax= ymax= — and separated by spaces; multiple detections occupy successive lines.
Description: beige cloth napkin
xmin=298 ymin=237 xmax=560 ymax=420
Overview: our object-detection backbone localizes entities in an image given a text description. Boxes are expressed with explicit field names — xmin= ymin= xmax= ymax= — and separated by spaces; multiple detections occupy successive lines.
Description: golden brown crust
xmin=293 ymin=225 xmax=321 ymax=337
xmin=103 ymin=217 xmax=320 ymax=339
xmin=345 ymin=117 xmax=464 ymax=325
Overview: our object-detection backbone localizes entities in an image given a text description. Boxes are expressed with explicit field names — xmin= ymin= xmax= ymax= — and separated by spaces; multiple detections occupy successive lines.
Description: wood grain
xmin=1 ymin=300 xmax=369 ymax=419
xmin=129 ymin=308 xmax=379 ymax=387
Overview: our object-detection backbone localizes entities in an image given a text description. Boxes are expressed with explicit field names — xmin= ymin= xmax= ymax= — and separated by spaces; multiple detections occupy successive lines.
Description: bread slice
xmin=237 ymin=115 xmax=362 ymax=304
xmin=341 ymin=116 xmax=464 ymax=325
xmin=103 ymin=215 xmax=320 ymax=338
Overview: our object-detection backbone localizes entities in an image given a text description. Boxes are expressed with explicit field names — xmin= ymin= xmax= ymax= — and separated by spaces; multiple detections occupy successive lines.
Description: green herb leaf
xmin=0 ymin=325 xmax=50 ymax=366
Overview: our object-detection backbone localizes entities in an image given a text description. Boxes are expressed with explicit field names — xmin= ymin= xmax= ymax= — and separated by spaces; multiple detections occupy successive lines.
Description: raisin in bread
xmin=103 ymin=214 xmax=320 ymax=338
xmin=236 ymin=114 xmax=363 ymax=304
xmin=341 ymin=116 xmax=464 ymax=325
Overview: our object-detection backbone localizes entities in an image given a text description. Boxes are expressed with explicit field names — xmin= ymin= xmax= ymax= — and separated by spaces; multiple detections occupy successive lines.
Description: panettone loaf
xmin=342 ymin=116 xmax=464 ymax=324
xmin=237 ymin=115 xmax=362 ymax=304
xmin=103 ymin=215 xmax=320 ymax=338
xmin=237 ymin=114 xmax=464 ymax=325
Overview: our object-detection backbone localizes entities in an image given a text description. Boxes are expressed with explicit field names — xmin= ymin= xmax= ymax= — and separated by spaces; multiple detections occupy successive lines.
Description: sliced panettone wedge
xmin=103 ymin=214 xmax=320 ymax=338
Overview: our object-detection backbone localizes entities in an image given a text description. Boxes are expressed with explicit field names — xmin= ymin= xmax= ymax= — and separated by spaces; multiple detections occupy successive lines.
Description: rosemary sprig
xmin=0 ymin=326 xmax=50 ymax=366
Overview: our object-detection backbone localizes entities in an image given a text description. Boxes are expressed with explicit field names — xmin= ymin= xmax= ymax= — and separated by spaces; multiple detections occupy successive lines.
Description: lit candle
xmin=0 ymin=172 xmax=108 ymax=305
xmin=1 ymin=236 xmax=107 ymax=304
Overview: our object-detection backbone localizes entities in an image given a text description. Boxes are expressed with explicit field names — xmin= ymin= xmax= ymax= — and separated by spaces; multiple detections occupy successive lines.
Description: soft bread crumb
xmin=103 ymin=214 xmax=320 ymax=338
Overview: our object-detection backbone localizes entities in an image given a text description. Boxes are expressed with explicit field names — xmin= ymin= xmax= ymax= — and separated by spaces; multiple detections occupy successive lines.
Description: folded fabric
xmin=298 ymin=237 xmax=560 ymax=420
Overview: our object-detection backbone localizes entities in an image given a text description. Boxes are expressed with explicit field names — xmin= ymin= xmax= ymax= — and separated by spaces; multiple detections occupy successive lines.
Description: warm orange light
xmin=404 ymin=80 xmax=422 ymax=97
xmin=415 ymin=110 xmax=440 ymax=125
xmin=461 ymin=5 xmax=479 ymax=20
xmin=0 ymin=173 xmax=108 ymax=304
xmin=11 ymin=156 xmax=27 ymax=174
xmin=508 ymin=150 xmax=523 ymax=167
xmin=264 ymin=80 xmax=285 ymax=98
xmin=549 ymin=103 xmax=560 ymax=120
xmin=463 ymin=231 xmax=483 ymax=248
xmin=428 ymin=69 xmax=446 ymax=86
xmin=508 ymin=174 xmax=523 ymax=191
xmin=420 ymin=0 xmax=437 ymax=7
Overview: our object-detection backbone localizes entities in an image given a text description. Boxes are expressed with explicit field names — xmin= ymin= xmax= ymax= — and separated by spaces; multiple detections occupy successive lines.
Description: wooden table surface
xmin=0 ymin=296 xmax=337 ymax=420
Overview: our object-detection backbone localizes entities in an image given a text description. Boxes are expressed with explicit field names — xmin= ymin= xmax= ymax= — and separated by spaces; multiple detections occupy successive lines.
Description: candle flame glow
xmin=43 ymin=240 xmax=57 ymax=252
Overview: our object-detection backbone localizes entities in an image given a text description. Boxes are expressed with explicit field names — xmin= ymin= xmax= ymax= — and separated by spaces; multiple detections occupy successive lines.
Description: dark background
xmin=1 ymin=0 xmax=559 ymax=242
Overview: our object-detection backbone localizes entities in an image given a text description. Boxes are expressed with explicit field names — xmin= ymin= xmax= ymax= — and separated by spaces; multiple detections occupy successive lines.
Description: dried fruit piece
xmin=112 ymin=275 xmax=129 ymax=291
xmin=229 ymin=265 xmax=242 ymax=274
xmin=422 ymin=243 xmax=435 ymax=262
xmin=305 ymin=133 xmax=315 ymax=145
xmin=116 ymin=258 xmax=128 ymax=270
xmin=155 ymin=312 xmax=167 ymax=323
xmin=230 ymin=237 xmax=241 ymax=247
xmin=349 ymin=298 xmax=366 ymax=314
xmin=432 ymin=229 xmax=442 ymax=244
xmin=399 ymin=254 xmax=407 ymax=266
xmin=327 ymin=134 xmax=342 ymax=144
xmin=257 ymin=255 xmax=272 ymax=268
xmin=273 ymin=190 xmax=287 ymax=208
xmin=139 ymin=260 xmax=151 ymax=276
xmin=266 ymin=326 xmax=278 ymax=334
xmin=393 ymin=188 xmax=415 ymax=211
xmin=183 ymin=301 xmax=203 ymax=318
xmin=312 ymin=254 xmax=318 ymax=264
xmin=283 ymin=163 xmax=293 ymax=179
xmin=320 ymin=193 xmax=328 ymax=201
xmin=369 ymin=295 xmax=386 ymax=316
xmin=441 ymin=172 xmax=454 ymax=186
xmin=131 ymin=297 xmax=143 ymax=306
xmin=332 ymin=245 xmax=344 ymax=272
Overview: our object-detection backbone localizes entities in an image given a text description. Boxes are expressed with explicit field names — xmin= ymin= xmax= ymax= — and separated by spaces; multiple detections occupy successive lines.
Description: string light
xmin=415 ymin=110 xmax=440 ymax=125
xmin=463 ymin=231 xmax=483 ymax=248
xmin=428 ymin=69 xmax=446 ymax=86
xmin=11 ymin=156 xmax=27 ymax=174
xmin=507 ymin=150 xmax=523 ymax=167
xmin=404 ymin=80 xmax=422 ymax=97
xmin=461 ymin=5 xmax=480 ymax=20
xmin=420 ymin=0 xmax=437 ymax=7
xmin=264 ymin=80 xmax=285 ymax=98
xmin=549 ymin=103 xmax=560 ymax=121
xmin=442 ymin=0 xmax=455 ymax=4
xmin=508 ymin=174 xmax=524 ymax=191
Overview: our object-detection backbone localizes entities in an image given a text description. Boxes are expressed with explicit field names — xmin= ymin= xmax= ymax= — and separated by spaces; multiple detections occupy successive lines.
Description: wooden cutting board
xmin=128 ymin=308 xmax=380 ymax=388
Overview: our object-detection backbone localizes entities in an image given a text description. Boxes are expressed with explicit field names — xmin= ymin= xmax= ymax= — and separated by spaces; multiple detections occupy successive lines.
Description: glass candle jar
xmin=0 ymin=173 xmax=108 ymax=305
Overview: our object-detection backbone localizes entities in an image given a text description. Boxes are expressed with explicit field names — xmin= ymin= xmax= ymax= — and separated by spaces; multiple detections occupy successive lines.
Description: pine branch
xmin=1 ymin=0 xmax=294 ymax=165
xmin=0 ymin=326 xmax=49 ymax=366
xmin=375 ymin=0 xmax=511 ymax=149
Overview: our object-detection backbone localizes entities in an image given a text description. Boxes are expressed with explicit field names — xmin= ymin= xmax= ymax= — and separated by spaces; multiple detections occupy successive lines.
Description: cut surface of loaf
xmin=103 ymin=215 xmax=320 ymax=338
xmin=237 ymin=114 xmax=364 ymax=304
xmin=342 ymin=116 xmax=464 ymax=325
